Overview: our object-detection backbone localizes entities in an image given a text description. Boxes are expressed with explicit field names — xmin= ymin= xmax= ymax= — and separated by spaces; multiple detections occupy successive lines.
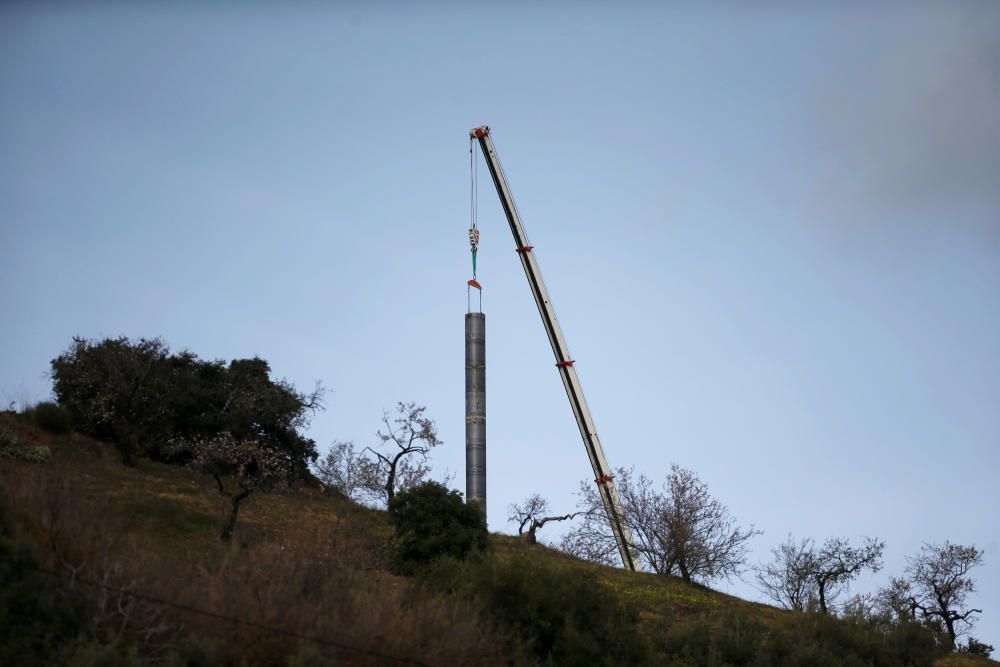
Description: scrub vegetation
xmin=0 ymin=336 xmax=995 ymax=665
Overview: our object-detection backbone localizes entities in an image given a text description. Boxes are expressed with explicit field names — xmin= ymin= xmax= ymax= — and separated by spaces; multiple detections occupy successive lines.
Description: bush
xmin=424 ymin=553 xmax=652 ymax=666
xmin=3 ymin=466 xmax=510 ymax=667
xmin=963 ymin=637 xmax=994 ymax=658
xmin=652 ymin=606 xmax=943 ymax=666
xmin=387 ymin=481 xmax=488 ymax=574
xmin=30 ymin=401 xmax=73 ymax=434
xmin=50 ymin=336 xmax=323 ymax=468
xmin=0 ymin=428 xmax=50 ymax=463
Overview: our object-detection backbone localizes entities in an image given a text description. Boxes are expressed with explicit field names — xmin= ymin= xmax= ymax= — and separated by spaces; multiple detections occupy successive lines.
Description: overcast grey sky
xmin=2 ymin=1 xmax=998 ymax=649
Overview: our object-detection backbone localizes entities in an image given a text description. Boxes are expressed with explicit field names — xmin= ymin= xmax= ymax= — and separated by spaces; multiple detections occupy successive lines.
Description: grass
xmin=0 ymin=410 xmax=995 ymax=666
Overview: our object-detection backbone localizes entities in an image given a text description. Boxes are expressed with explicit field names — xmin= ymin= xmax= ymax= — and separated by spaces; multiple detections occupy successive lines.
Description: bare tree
xmin=314 ymin=402 xmax=442 ymax=507
xmin=755 ymin=535 xmax=815 ymax=611
xmin=314 ymin=440 xmax=382 ymax=501
xmin=365 ymin=402 xmax=441 ymax=503
xmin=875 ymin=576 xmax=922 ymax=621
xmin=904 ymin=542 xmax=985 ymax=649
xmin=811 ymin=537 xmax=885 ymax=614
xmin=560 ymin=464 xmax=760 ymax=584
xmin=755 ymin=535 xmax=883 ymax=613
xmin=507 ymin=494 xmax=580 ymax=545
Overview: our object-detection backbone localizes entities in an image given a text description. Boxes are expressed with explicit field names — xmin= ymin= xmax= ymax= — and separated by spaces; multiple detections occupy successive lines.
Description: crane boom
xmin=470 ymin=125 xmax=639 ymax=571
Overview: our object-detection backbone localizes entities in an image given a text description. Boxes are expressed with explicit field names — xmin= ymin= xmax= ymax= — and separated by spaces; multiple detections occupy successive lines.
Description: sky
xmin=2 ymin=0 xmax=998 ymax=649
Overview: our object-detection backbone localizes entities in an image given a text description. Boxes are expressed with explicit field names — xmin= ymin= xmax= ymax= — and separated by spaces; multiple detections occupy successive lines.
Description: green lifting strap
xmin=471 ymin=248 xmax=478 ymax=277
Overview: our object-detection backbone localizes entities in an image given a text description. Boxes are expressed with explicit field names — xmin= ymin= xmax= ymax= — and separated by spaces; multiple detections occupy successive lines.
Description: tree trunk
xmin=942 ymin=614 xmax=957 ymax=649
xmin=384 ymin=452 xmax=403 ymax=502
xmin=117 ymin=433 xmax=137 ymax=467
xmin=526 ymin=523 xmax=538 ymax=545
xmin=219 ymin=488 xmax=252 ymax=542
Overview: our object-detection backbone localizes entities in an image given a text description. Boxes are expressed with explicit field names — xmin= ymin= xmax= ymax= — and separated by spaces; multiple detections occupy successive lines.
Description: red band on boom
xmin=515 ymin=245 xmax=534 ymax=253
xmin=555 ymin=360 xmax=575 ymax=368
xmin=595 ymin=474 xmax=614 ymax=485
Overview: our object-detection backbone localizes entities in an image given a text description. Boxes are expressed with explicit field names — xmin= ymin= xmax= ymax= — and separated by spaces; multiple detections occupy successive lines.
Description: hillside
xmin=1 ymin=411 xmax=995 ymax=666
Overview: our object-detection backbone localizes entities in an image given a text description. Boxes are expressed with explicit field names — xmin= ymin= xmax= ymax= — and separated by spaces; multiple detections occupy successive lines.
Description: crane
xmin=470 ymin=125 xmax=639 ymax=571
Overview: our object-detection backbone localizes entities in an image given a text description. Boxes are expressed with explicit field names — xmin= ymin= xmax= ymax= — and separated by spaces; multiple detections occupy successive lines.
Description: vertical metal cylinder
xmin=465 ymin=312 xmax=486 ymax=523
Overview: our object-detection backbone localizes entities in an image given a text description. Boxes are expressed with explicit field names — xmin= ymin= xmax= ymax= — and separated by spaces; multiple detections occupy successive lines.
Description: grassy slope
xmin=1 ymin=412 xmax=995 ymax=666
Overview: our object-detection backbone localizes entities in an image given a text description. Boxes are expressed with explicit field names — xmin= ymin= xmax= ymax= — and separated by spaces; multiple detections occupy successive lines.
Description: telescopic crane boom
xmin=470 ymin=125 xmax=639 ymax=571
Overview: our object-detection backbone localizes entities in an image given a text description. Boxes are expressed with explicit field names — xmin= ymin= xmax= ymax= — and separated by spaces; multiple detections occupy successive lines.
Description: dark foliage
xmin=424 ymin=553 xmax=652 ymax=667
xmin=51 ymin=336 xmax=322 ymax=471
xmin=387 ymin=481 xmax=488 ymax=574
xmin=963 ymin=636 xmax=994 ymax=658
xmin=26 ymin=401 xmax=74 ymax=435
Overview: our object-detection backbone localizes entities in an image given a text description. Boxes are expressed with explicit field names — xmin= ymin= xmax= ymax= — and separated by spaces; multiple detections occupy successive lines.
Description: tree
xmin=186 ymin=433 xmax=294 ymax=542
xmin=507 ymin=494 xmax=580 ymax=545
xmin=875 ymin=576 xmax=922 ymax=622
xmin=755 ymin=535 xmax=884 ymax=613
xmin=809 ymin=536 xmax=884 ymax=614
xmin=755 ymin=535 xmax=815 ymax=611
xmin=365 ymin=402 xmax=440 ymax=503
xmin=50 ymin=337 xmax=323 ymax=470
xmin=313 ymin=403 xmax=443 ymax=507
xmin=561 ymin=464 xmax=760 ymax=584
xmin=51 ymin=336 xmax=171 ymax=466
xmin=313 ymin=440 xmax=381 ymax=500
xmin=904 ymin=542 xmax=985 ymax=649
xmin=210 ymin=358 xmax=324 ymax=478
xmin=387 ymin=481 xmax=488 ymax=574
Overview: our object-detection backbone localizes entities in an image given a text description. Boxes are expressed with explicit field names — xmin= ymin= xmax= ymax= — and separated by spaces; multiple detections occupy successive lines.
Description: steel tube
xmin=465 ymin=312 xmax=486 ymax=523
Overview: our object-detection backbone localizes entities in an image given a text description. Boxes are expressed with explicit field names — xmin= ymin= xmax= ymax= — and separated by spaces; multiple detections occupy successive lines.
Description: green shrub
xmin=653 ymin=606 xmax=943 ymax=666
xmin=50 ymin=336 xmax=322 ymax=469
xmin=31 ymin=401 xmax=73 ymax=434
xmin=387 ymin=481 xmax=488 ymax=574
xmin=0 ymin=428 xmax=51 ymax=463
xmin=963 ymin=637 xmax=994 ymax=658
xmin=714 ymin=610 xmax=767 ymax=664
xmin=425 ymin=553 xmax=652 ymax=667
xmin=0 ymin=428 xmax=20 ymax=450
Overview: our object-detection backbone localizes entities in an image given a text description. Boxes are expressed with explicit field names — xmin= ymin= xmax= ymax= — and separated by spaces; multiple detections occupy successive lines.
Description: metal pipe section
xmin=465 ymin=312 xmax=486 ymax=523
